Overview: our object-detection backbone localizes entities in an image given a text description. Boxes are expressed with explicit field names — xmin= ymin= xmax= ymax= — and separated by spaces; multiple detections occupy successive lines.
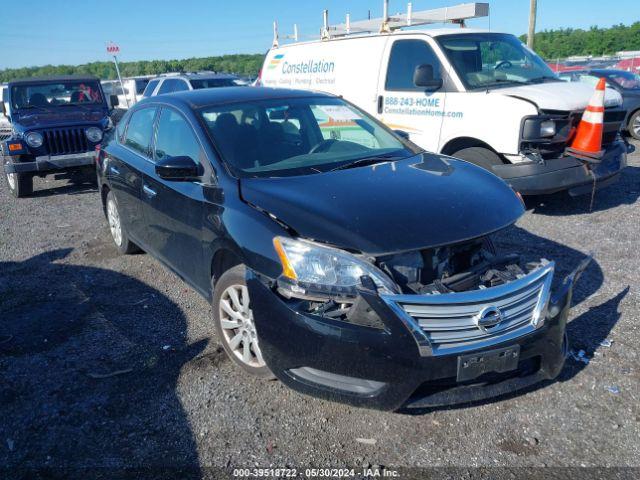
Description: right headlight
xmin=273 ymin=236 xmax=400 ymax=298
xmin=85 ymin=127 xmax=103 ymax=143
xmin=522 ymin=117 xmax=556 ymax=139
xmin=25 ymin=131 xmax=43 ymax=148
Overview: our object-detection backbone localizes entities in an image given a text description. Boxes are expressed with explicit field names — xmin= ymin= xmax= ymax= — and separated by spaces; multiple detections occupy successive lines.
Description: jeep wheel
xmin=629 ymin=110 xmax=640 ymax=141
xmin=452 ymin=146 xmax=503 ymax=172
xmin=106 ymin=190 xmax=140 ymax=254
xmin=212 ymin=264 xmax=274 ymax=379
xmin=5 ymin=169 xmax=33 ymax=198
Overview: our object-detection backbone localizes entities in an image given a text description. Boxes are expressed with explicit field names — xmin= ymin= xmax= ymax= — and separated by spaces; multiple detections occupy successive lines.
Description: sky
xmin=2 ymin=0 xmax=638 ymax=69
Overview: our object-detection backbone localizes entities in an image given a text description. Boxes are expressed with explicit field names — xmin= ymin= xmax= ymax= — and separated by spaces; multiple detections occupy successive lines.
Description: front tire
xmin=5 ymin=168 xmax=33 ymax=198
xmin=452 ymin=146 xmax=503 ymax=172
xmin=106 ymin=190 xmax=140 ymax=254
xmin=212 ymin=264 xmax=273 ymax=379
xmin=628 ymin=110 xmax=640 ymax=141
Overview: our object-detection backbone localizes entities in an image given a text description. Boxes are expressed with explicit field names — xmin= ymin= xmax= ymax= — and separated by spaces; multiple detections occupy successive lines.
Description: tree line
xmin=519 ymin=22 xmax=640 ymax=59
xmin=0 ymin=53 xmax=265 ymax=83
xmin=1 ymin=22 xmax=639 ymax=82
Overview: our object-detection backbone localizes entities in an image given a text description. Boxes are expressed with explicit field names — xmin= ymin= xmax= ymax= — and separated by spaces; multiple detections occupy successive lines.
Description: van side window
xmin=386 ymin=40 xmax=442 ymax=91
xmin=143 ymin=79 xmax=160 ymax=97
xmin=124 ymin=107 xmax=157 ymax=157
xmin=154 ymin=108 xmax=202 ymax=162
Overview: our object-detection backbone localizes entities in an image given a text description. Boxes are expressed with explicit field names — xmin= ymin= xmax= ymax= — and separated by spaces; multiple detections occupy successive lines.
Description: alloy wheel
xmin=107 ymin=198 xmax=123 ymax=247
xmin=633 ymin=114 xmax=640 ymax=137
xmin=218 ymin=284 xmax=266 ymax=368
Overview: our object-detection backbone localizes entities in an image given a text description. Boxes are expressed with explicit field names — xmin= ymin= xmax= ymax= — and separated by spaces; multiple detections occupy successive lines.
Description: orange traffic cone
xmin=566 ymin=78 xmax=606 ymax=161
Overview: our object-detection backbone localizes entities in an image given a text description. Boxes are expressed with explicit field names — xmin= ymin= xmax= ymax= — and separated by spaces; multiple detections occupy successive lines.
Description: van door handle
xmin=143 ymin=184 xmax=157 ymax=198
xmin=377 ymin=95 xmax=384 ymax=114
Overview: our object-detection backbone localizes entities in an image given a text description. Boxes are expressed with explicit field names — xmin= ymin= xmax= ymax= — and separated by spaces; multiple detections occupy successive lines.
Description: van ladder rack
xmin=272 ymin=2 xmax=489 ymax=45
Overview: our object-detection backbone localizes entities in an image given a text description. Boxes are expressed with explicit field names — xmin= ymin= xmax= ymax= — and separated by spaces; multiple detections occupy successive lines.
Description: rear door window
xmin=172 ymin=80 xmax=190 ymax=92
xmin=124 ymin=107 xmax=157 ymax=157
xmin=154 ymin=108 xmax=202 ymax=162
xmin=143 ymin=79 xmax=160 ymax=97
xmin=386 ymin=39 xmax=442 ymax=91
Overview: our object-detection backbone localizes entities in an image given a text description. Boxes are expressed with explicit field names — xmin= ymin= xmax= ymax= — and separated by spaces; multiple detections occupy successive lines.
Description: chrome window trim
xmin=380 ymin=262 xmax=555 ymax=357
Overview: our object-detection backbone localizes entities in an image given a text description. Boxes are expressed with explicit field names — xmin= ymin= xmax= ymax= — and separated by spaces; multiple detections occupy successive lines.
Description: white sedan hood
xmin=494 ymin=81 xmax=622 ymax=111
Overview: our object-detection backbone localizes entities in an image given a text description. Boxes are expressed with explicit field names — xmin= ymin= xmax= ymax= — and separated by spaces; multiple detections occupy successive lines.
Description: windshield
xmin=606 ymin=71 xmax=640 ymax=90
xmin=10 ymin=80 xmax=104 ymax=109
xmin=191 ymin=78 xmax=239 ymax=89
xmin=200 ymin=97 xmax=420 ymax=178
xmin=437 ymin=33 xmax=559 ymax=90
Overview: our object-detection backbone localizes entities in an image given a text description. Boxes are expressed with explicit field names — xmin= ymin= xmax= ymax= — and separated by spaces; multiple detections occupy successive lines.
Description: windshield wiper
xmin=329 ymin=154 xmax=405 ymax=172
xmin=17 ymin=105 xmax=50 ymax=112
xmin=527 ymin=76 xmax=561 ymax=84
xmin=59 ymin=103 xmax=92 ymax=111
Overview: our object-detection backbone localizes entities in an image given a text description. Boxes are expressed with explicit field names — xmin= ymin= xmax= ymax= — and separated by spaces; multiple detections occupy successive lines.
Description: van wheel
xmin=212 ymin=264 xmax=274 ymax=379
xmin=629 ymin=110 xmax=640 ymax=140
xmin=106 ymin=190 xmax=140 ymax=254
xmin=452 ymin=147 xmax=503 ymax=172
xmin=5 ymin=169 xmax=33 ymax=198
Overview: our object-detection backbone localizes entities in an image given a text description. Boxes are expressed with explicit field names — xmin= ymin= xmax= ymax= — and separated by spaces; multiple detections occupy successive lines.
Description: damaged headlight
xmin=273 ymin=236 xmax=400 ymax=298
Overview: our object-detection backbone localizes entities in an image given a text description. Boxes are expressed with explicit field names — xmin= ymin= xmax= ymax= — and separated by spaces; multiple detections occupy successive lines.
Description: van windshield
xmin=200 ymin=97 xmax=420 ymax=177
xmin=437 ymin=33 xmax=560 ymax=90
xmin=11 ymin=80 xmax=104 ymax=110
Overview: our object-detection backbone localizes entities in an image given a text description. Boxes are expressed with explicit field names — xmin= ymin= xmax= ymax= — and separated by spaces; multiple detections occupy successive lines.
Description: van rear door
xmin=377 ymin=36 xmax=448 ymax=152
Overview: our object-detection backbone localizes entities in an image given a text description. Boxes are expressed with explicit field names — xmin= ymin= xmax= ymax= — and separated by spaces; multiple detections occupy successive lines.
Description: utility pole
xmin=527 ymin=0 xmax=537 ymax=49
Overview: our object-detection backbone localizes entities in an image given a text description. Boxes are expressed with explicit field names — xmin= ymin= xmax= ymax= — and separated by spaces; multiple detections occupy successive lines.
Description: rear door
xmin=377 ymin=36 xmax=447 ymax=151
xmin=138 ymin=106 xmax=209 ymax=288
xmin=106 ymin=106 xmax=157 ymax=243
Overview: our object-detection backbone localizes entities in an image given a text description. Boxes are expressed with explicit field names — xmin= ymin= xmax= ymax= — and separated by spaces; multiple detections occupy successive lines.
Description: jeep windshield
xmin=200 ymin=97 xmax=421 ymax=178
xmin=437 ymin=33 xmax=560 ymax=90
xmin=11 ymin=80 xmax=104 ymax=110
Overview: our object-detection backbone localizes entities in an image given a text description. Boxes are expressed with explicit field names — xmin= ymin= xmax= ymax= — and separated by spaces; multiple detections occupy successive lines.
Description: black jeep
xmin=1 ymin=75 xmax=117 ymax=197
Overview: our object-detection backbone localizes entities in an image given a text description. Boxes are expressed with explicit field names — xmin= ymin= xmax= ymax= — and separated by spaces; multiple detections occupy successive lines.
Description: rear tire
xmin=5 ymin=168 xmax=33 ymax=198
xmin=212 ymin=264 xmax=274 ymax=379
xmin=106 ymin=190 xmax=140 ymax=254
xmin=628 ymin=110 xmax=640 ymax=141
xmin=452 ymin=146 xmax=503 ymax=172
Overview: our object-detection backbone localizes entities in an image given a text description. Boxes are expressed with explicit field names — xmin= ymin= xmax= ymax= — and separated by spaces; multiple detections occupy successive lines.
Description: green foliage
xmin=519 ymin=22 xmax=640 ymax=59
xmin=0 ymin=53 xmax=265 ymax=83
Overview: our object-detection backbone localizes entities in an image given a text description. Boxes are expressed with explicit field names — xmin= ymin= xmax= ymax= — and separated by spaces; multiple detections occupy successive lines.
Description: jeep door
xmin=106 ymin=106 xmax=157 ymax=243
xmin=137 ymin=106 xmax=210 ymax=291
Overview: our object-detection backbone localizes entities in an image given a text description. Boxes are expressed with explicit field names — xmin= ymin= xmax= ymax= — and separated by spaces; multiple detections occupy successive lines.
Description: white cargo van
xmin=260 ymin=2 xmax=629 ymax=195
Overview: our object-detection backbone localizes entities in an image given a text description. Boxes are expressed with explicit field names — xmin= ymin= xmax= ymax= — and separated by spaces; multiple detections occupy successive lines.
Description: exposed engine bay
xmin=279 ymin=237 xmax=549 ymax=328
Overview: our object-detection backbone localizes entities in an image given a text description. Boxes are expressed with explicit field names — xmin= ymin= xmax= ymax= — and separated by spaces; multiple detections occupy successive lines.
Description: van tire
xmin=212 ymin=265 xmax=274 ymax=379
xmin=451 ymin=147 xmax=503 ymax=172
xmin=5 ymin=169 xmax=33 ymax=198
xmin=628 ymin=110 xmax=640 ymax=140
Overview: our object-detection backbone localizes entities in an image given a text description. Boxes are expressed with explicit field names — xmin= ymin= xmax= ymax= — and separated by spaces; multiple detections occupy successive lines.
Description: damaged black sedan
xmin=97 ymin=87 xmax=588 ymax=411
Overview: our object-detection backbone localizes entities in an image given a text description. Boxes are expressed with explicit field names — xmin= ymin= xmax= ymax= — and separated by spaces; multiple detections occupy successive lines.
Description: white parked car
xmin=141 ymin=72 xmax=242 ymax=97
xmin=101 ymin=76 xmax=153 ymax=108
xmin=260 ymin=2 xmax=628 ymax=196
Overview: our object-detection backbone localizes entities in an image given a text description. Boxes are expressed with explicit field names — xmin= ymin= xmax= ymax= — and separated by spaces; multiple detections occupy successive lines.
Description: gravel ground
xmin=1 ymin=142 xmax=639 ymax=478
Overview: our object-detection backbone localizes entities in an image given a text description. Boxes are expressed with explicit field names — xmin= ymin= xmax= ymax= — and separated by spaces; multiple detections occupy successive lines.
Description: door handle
xmin=377 ymin=95 xmax=384 ymax=114
xmin=143 ymin=184 xmax=157 ymax=198
xmin=109 ymin=165 xmax=120 ymax=175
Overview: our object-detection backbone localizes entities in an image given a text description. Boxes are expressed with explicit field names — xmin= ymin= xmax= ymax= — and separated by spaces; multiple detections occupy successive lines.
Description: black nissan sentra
xmin=97 ymin=87 xmax=588 ymax=411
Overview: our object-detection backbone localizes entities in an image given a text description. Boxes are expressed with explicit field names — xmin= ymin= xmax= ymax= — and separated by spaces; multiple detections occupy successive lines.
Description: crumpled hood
xmin=495 ymin=81 xmax=622 ymax=111
xmin=240 ymin=154 xmax=524 ymax=255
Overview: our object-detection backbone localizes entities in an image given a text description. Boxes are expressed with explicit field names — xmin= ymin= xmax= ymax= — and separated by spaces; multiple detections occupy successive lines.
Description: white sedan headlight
xmin=273 ymin=236 xmax=399 ymax=297
xmin=25 ymin=131 xmax=44 ymax=148
xmin=85 ymin=127 xmax=103 ymax=143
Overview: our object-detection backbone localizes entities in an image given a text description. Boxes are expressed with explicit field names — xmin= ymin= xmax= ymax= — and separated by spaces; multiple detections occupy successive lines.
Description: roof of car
xmin=8 ymin=75 xmax=100 ymax=86
xmin=157 ymin=72 xmax=239 ymax=80
xmin=138 ymin=86 xmax=333 ymax=109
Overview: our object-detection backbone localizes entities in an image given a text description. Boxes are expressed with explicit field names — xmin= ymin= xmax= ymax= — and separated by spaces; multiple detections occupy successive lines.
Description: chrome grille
xmin=381 ymin=263 xmax=554 ymax=356
xmin=43 ymin=128 xmax=89 ymax=156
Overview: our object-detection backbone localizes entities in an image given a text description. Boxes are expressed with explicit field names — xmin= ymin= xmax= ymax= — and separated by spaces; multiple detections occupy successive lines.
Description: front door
xmin=378 ymin=37 xmax=448 ymax=152
xmin=138 ymin=107 xmax=209 ymax=289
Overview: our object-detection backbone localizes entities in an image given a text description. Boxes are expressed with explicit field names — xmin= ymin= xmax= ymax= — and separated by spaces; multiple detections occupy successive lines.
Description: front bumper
xmin=248 ymin=259 xmax=589 ymax=411
xmin=3 ymin=152 xmax=96 ymax=174
xmin=493 ymin=140 xmax=629 ymax=196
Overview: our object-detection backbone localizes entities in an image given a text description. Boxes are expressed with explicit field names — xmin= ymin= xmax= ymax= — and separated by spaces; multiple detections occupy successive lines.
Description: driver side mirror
xmin=413 ymin=64 xmax=443 ymax=91
xmin=155 ymin=155 xmax=200 ymax=181
xmin=109 ymin=95 xmax=119 ymax=108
